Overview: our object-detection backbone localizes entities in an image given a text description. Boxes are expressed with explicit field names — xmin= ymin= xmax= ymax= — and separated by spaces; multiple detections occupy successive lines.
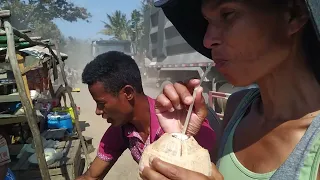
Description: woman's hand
xmin=139 ymin=158 xmax=223 ymax=180
xmin=155 ymin=79 xmax=208 ymax=136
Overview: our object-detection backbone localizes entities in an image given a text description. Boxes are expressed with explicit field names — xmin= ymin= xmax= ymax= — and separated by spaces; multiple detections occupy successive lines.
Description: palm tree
xmin=130 ymin=9 xmax=144 ymax=54
xmin=141 ymin=0 xmax=153 ymax=12
xmin=100 ymin=10 xmax=130 ymax=40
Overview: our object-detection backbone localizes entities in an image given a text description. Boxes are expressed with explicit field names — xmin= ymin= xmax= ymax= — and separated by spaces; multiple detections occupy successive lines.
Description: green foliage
xmin=0 ymin=0 xmax=91 ymax=41
xmin=100 ymin=2 xmax=151 ymax=54
xmin=100 ymin=10 xmax=130 ymax=40
xmin=130 ymin=9 xmax=144 ymax=54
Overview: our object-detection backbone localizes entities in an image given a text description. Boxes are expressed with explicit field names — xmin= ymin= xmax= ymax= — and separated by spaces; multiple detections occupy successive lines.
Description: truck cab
xmin=91 ymin=40 xmax=134 ymax=58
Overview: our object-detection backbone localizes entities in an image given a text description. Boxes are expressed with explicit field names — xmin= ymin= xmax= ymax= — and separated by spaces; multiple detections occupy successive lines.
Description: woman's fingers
xmin=149 ymin=158 xmax=189 ymax=179
xmin=144 ymin=158 xmax=213 ymax=180
xmin=163 ymin=83 xmax=183 ymax=110
xmin=194 ymin=86 xmax=208 ymax=119
xmin=156 ymin=78 xmax=205 ymax=114
xmin=140 ymin=166 xmax=169 ymax=180
xmin=173 ymin=82 xmax=193 ymax=105
xmin=155 ymin=94 xmax=174 ymax=113
xmin=185 ymin=79 xmax=201 ymax=88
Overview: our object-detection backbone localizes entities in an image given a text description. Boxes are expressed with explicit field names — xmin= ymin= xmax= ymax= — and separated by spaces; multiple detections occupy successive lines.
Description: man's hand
xmin=139 ymin=158 xmax=223 ymax=180
xmin=75 ymin=157 xmax=115 ymax=180
xmin=155 ymin=79 xmax=208 ymax=136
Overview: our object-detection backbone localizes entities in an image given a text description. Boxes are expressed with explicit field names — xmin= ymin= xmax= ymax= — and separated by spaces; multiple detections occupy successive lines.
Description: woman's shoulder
xmin=222 ymin=88 xmax=256 ymax=129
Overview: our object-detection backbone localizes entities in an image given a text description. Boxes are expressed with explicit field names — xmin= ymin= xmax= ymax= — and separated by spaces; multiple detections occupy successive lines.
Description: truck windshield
xmin=93 ymin=44 xmax=132 ymax=57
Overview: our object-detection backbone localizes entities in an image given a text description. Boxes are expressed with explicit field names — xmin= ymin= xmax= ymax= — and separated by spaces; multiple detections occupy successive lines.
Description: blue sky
xmin=54 ymin=0 xmax=142 ymax=40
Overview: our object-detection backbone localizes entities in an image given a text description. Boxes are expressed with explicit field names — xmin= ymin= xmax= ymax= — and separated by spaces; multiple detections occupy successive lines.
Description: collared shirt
xmin=97 ymin=96 xmax=216 ymax=163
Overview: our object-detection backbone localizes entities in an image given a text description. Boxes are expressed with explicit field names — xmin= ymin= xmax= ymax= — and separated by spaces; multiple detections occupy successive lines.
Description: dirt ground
xmin=72 ymin=81 xmax=160 ymax=180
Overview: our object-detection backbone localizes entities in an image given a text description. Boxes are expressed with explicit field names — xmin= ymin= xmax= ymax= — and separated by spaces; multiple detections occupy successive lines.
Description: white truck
xmin=90 ymin=39 xmax=134 ymax=58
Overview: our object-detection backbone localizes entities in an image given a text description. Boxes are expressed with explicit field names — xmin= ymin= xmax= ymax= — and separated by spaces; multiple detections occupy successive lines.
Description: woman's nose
xmin=203 ymin=24 xmax=222 ymax=49
xmin=95 ymin=108 xmax=103 ymax=115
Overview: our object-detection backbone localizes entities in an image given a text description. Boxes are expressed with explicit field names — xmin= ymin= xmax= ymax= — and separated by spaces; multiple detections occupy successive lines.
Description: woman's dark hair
xmin=303 ymin=22 xmax=320 ymax=83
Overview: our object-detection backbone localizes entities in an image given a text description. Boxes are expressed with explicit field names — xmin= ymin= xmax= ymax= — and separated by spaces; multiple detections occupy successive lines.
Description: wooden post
xmin=54 ymin=41 xmax=91 ymax=167
xmin=43 ymin=62 xmax=56 ymax=99
xmin=4 ymin=21 xmax=51 ymax=180
xmin=16 ymin=53 xmax=32 ymax=105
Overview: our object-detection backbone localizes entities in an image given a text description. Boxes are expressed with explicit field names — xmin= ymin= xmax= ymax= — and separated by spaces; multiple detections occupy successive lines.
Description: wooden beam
xmin=0 ymin=94 xmax=20 ymax=103
xmin=0 ymin=114 xmax=27 ymax=125
xmin=0 ymin=10 xmax=10 ymax=18
xmin=17 ymin=53 xmax=32 ymax=105
xmin=54 ymin=41 xmax=91 ymax=168
xmin=0 ymin=29 xmax=31 ymax=36
xmin=4 ymin=21 xmax=51 ymax=180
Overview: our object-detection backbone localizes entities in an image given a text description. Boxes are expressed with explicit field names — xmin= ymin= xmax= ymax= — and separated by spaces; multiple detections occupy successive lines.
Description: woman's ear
xmin=122 ymin=85 xmax=135 ymax=101
xmin=286 ymin=0 xmax=309 ymax=36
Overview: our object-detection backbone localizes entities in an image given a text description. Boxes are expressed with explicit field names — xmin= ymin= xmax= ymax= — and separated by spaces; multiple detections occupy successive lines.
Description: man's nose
xmin=203 ymin=24 xmax=222 ymax=49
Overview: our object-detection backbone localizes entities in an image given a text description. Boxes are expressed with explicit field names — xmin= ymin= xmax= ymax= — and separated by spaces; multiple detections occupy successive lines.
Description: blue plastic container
xmin=5 ymin=168 xmax=15 ymax=180
xmin=47 ymin=112 xmax=73 ymax=133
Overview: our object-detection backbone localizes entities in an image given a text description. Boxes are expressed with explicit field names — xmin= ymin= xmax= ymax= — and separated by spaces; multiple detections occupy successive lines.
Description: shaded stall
xmin=0 ymin=10 xmax=91 ymax=180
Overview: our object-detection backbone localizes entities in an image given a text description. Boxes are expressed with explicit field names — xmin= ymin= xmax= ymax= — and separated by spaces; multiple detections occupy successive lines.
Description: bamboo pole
xmin=4 ymin=21 xmax=51 ymax=180
xmin=53 ymin=41 xmax=91 ymax=167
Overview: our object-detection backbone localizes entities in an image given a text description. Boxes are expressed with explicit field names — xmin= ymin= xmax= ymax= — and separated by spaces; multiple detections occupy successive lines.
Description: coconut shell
xmin=138 ymin=133 xmax=212 ymax=179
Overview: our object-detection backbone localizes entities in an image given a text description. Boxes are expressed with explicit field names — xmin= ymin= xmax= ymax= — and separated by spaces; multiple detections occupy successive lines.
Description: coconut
xmin=138 ymin=133 xmax=212 ymax=179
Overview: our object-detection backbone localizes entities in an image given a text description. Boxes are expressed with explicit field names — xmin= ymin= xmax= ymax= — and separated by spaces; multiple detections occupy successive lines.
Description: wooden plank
xmin=49 ymin=140 xmax=79 ymax=167
xmin=54 ymin=41 xmax=91 ymax=166
xmin=5 ymin=22 xmax=49 ymax=179
xmin=12 ymin=139 xmax=82 ymax=179
xmin=0 ymin=10 xmax=10 ymax=18
xmin=0 ymin=94 xmax=20 ymax=102
xmin=54 ymin=141 xmax=67 ymax=149
xmin=41 ymin=129 xmax=67 ymax=140
xmin=0 ymin=114 xmax=27 ymax=125
xmin=21 ymin=57 xmax=51 ymax=75
xmin=11 ymin=140 xmax=82 ymax=180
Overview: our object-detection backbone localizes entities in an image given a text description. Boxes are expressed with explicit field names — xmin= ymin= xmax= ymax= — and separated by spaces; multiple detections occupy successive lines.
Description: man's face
xmin=88 ymin=82 xmax=133 ymax=127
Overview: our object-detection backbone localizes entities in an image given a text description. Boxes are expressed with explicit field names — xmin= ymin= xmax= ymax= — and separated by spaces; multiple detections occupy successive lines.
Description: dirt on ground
xmin=73 ymin=81 xmax=160 ymax=180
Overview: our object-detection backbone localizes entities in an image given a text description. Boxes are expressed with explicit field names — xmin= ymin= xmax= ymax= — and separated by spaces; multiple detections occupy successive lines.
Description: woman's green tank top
xmin=216 ymin=88 xmax=320 ymax=180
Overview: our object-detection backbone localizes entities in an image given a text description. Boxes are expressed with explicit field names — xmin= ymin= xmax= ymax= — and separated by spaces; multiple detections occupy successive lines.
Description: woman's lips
xmin=213 ymin=59 xmax=228 ymax=69
xmin=106 ymin=118 xmax=113 ymax=123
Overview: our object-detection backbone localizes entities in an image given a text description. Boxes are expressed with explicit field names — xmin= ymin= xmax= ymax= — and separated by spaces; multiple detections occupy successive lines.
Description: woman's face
xmin=202 ymin=1 xmax=301 ymax=86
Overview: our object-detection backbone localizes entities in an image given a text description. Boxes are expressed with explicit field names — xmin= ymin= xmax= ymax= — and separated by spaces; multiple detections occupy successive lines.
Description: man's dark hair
xmin=82 ymin=51 xmax=143 ymax=95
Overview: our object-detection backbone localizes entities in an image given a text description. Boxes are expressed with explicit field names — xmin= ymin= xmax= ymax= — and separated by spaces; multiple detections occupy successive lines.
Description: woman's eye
xmin=97 ymin=102 xmax=105 ymax=109
xmin=221 ymin=11 xmax=235 ymax=20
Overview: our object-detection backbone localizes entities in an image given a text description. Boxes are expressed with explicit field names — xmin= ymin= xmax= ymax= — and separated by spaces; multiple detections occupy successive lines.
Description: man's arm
xmin=76 ymin=157 xmax=116 ymax=180
xmin=76 ymin=126 xmax=127 ymax=180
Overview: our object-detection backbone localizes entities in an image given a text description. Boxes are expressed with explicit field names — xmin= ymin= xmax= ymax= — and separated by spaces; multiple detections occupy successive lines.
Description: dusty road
xmin=72 ymin=81 xmax=160 ymax=180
